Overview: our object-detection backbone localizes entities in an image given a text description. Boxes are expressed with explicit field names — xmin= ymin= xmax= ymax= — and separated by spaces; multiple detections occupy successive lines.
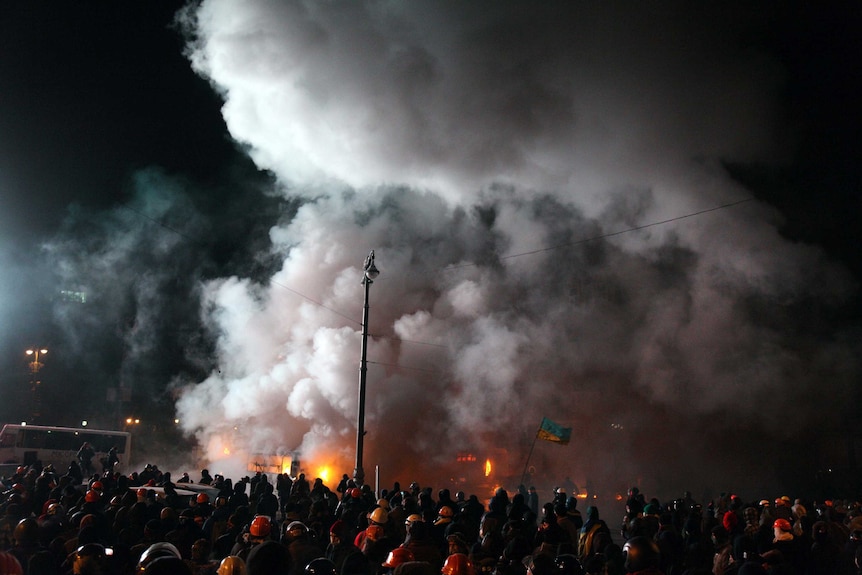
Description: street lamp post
xmin=25 ymin=348 xmax=47 ymax=423
xmin=26 ymin=348 xmax=47 ymax=373
xmin=354 ymin=250 xmax=379 ymax=486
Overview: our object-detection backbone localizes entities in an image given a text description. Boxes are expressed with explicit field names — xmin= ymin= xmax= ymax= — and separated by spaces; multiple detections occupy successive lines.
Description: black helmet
xmin=74 ymin=543 xmax=107 ymax=574
xmin=306 ymin=558 xmax=337 ymax=575
xmin=622 ymin=536 xmax=660 ymax=573
xmin=76 ymin=543 xmax=107 ymax=559
xmin=282 ymin=520 xmax=308 ymax=543
xmin=138 ymin=542 xmax=182 ymax=571
xmin=555 ymin=554 xmax=583 ymax=575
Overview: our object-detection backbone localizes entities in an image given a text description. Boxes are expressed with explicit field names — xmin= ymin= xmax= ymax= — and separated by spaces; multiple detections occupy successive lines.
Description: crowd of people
xmin=0 ymin=460 xmax=861 ymax=575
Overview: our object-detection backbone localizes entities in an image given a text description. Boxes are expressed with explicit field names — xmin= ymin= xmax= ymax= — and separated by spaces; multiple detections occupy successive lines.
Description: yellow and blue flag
xmin=536 ymin=417 xmax=572 ymax=445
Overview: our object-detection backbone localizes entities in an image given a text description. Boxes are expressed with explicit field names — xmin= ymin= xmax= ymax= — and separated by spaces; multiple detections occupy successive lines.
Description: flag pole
xmin=519 ymin=421 xmax=542 ymax=487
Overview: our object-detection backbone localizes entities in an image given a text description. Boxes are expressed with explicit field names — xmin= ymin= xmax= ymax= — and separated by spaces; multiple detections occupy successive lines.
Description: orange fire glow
xmin=484 ymin=459 xmax=492 ymax=477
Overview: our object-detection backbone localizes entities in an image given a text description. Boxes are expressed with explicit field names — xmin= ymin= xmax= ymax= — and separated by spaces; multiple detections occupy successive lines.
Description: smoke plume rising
xmin=159 ymin=1 xmax=860 ymax=498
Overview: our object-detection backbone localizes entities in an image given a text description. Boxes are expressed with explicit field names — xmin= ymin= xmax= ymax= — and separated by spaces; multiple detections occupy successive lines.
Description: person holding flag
xmin=520 ymin=417 xmax=573 ymax=487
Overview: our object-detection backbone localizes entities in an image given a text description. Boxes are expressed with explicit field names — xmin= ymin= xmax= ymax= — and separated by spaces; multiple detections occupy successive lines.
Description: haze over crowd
xmin=1 ymin=1 xmax=859 ymax=498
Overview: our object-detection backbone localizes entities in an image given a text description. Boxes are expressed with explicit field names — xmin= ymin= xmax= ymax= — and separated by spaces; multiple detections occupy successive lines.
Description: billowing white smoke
xmin=175 ymin=1 xmax=858 ymax=495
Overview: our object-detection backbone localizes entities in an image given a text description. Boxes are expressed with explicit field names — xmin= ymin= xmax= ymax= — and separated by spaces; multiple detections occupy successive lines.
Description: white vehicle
xmin=0 ymin=424 xmax=131 ymax=472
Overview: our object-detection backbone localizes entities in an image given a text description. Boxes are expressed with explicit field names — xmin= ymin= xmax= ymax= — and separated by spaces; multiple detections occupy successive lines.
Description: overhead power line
xmin=124 ymin=196 xmax=754 ymax=349
xmin=443 ymin=198 xmax=753 ymax=271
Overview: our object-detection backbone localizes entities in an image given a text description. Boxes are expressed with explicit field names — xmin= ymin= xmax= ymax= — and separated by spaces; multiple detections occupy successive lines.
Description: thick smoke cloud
xmin=173 ymin=1 xmax=859 ymax=496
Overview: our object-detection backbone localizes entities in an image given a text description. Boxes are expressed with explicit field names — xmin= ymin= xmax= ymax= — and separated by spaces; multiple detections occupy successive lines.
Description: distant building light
xmin=59 ymin=290 xmax=87 ymax=303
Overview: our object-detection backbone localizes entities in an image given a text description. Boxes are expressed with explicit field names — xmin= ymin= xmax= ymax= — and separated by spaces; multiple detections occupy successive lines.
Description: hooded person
xmin=403 ymin=518 xmax=443 ymax=572
xmin=577 ymin=507 xmax=610 ymax=561
xmin=282 ymin=520 xmax=324 ymax=574
xmin=327 ymin=520 xmax=367 ymax=575
xmin=246 ymin=540 xmax=290 ymax=575
xmin=360 ymin=524 xmax=395 ymax=574
xmin=710 ymin=525 xmax=733 ymax=575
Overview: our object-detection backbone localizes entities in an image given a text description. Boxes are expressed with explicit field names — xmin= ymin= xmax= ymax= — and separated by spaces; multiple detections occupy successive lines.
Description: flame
xmin=282 ymin=460 xmax=292 ymax=474
xmin=317 ymin=466 xmax=331 ymax=483
xmin=223 ymin=447 xmax=230 ymax=455
xmin=484 ymin=459 xmax=492 ymax=477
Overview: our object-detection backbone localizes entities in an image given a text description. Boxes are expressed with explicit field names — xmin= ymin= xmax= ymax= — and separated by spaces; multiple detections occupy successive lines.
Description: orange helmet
xmin=405 ymin=513 xmax=422 ymax=526
xmin=382 ymin=547 xmax=415 ymax=568
xmin=218 ymin=555 xmax=248 ymax=575
xmin=13 ymin=518 xmax=39 ymax=546
xmin=197 ymin=493 xmax=210 ymax=504
xmin=249 ymin=515 xmax=271 ymax=538
xmin=442 ymin=553 xmax=476 ymax=575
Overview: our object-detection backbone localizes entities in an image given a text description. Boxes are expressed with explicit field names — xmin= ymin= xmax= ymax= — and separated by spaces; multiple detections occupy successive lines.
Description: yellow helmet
xmin=369 ymin=507 xmax=389 ymax=525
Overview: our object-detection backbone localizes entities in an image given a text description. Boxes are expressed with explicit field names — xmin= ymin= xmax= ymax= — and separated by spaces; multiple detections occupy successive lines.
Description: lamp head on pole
xmin=363 ymin=250 xmax=380 ymax=283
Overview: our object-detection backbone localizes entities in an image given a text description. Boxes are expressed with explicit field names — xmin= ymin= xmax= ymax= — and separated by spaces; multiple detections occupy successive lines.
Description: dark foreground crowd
xmin=0 ymin=462 xmax=861 ymax=575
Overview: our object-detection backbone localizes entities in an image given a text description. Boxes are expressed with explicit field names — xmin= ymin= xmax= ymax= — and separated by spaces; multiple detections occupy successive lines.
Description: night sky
xmin=1 ymin=1 xmax=861 ymax=499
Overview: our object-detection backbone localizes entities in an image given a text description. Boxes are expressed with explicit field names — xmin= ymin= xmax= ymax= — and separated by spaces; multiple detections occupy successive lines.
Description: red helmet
xmin=249 ymin=515 xmax=271 ymax=538
xmin=382 ymin=547 xmax=415 ymax=568
xmin=136 ymin=488 xmax=148 ymax=498
xmin=12 ymin=483 xmax=26 ymax=493
xmin=91 ymin=481 xmax=104 ymax=491
xmin=773 ymin=518 xmax=792 ymax=532
xmin=85 ymin=490 xmax=100 ymax=503
xmin=197 ymin=493 xmax=210 ymax=504
xmin=442 ymin=554 xmax=475 ymax=575
xmin=349 ymin=487 xmax=362 ymax=499
xmin=365 ymin=524 xmax=384 ymax=542
xmin=0 ymin=551 xmax=23 ymax=575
